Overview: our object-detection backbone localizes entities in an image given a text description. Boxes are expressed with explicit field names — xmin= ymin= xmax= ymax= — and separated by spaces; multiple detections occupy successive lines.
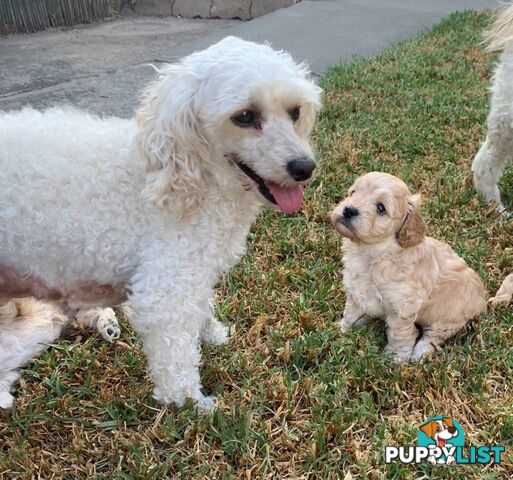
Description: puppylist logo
xmin=385 ymin=416 xmax=505 ymax=465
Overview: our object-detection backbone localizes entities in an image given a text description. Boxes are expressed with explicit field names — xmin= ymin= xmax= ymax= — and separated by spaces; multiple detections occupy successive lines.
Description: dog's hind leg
xmin=0 ymin=300 xmax=19 ymax=410
xmin=489 ymin=272 xmax=513 ymax=306
xmin=472 ymin=58 xmax=513 ymax=211
xmin=0 ymin=298 xmax=67 ymax=411
xmin=472 ymin=132 xmax=512 ymax=211
xmin=75 ymin=307 xmax=120 ymax=343
xmin=411 ymin=326 xmax=463 ymax=363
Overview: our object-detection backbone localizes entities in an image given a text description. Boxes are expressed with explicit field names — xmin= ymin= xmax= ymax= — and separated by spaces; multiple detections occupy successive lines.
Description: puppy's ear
xmin=135 ymin=64 xmax=209 ymax=210
xmin=420 ymin=420 xmax=437 ymax=439
xmin=397 ymin=194 xmax=426 ymax=248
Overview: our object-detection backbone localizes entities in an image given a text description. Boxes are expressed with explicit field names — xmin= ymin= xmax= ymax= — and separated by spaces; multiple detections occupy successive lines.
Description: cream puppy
xmin=331 ymin=172 xmax=487 ymax=362
xmin=0 ymin=300 xmax=120 ymax=410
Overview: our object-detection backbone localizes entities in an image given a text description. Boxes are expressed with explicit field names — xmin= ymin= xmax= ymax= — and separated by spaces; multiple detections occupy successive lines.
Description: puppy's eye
xmin=232 ymin=110 xmax=256 ymax=127
xmin=376 ymin=202 xmax=386 ymax=214
xmin=289 ymin=106 xmax=301 ymax=122
xmin=349 ymin=189 xmax=355 ymax=196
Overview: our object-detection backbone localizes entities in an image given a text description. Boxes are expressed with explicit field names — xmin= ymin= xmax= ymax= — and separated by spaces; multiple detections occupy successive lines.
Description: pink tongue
xmin=266 ymin=182 xmax=304 ymax=214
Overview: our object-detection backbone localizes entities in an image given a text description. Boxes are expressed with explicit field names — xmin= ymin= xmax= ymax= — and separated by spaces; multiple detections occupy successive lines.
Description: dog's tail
xmin=485 ymin=3 xmax=513 ymax=52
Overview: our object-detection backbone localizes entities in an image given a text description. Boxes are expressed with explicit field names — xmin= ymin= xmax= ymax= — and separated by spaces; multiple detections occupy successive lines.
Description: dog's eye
xmin=376 ymin=202 xmax=386 ymax=214
xmin=289 ymin=106 xmax=301 ymax=122
xmin=232 ymin=110 xmax=256 ymax=127
xmin=349 ymin=189 xmax=355 ymax=196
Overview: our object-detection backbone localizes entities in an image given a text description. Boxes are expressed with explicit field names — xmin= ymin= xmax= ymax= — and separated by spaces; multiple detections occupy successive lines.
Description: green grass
xmin=1 ymin=10 xmax=512 ymax=479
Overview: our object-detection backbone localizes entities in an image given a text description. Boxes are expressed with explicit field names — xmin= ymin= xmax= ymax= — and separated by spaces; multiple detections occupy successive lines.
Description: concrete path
xmin=0 ymin=0 xmax=497 ymax=118
xmin=0 ymin=15 xmax=238 ymax=117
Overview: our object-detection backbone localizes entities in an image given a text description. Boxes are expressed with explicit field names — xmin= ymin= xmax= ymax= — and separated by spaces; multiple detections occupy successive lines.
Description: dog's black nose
xmin=343 ymin=205 xmax=359 ymax=219
xmin=287 ymin=157 xmax=316 ymax=181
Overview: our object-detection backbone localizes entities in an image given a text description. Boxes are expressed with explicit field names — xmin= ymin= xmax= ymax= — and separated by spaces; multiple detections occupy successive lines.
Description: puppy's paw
xmin=337 ymin=319 xmax=351 ymax=334
xmin=96 ymin=309 xmax=121 ymax=343
xmin=411 ymin=341 xmax=434 ymax=363
xmin=201 ymin=317 xmax=229 ymax=346
xmin=196 ymin=394 xmax=217 ymax=413
xmin=337 ymin=316 xmax=368 ymax=334
xmin=488 ymin=294 xmax=511 ymax=307
xmin=390 ymin=354 xmax=411 ymax=364
xmin=337 ymin=318 xmax=359 ymax=334
xmin=383 ymin=346 xmax=412 ymax=364
xmin=0 ymin=391 xmax=14 ymax=411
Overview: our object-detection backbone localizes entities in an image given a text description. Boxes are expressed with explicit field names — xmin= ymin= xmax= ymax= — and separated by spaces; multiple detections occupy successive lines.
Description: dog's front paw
xmin=337 ymin=315 xmax=368 ymax=334
xmin=390 ymin=354 xmax=411 ymax=364
xmin=337 ymin=318 xmax=351 ymax=334
xmin=496 ymin=202 xmax=509 ymax=219
xmin=383 ymin=346 xmax=412 ymax=364
xmin=201 ymin=317 xmax=229 ymax=346
xmin=96 ymin=309 xmax=121 ymax=343
xmin=0 ymin=391 xmax=14 ymax=412
xmin=196 ymin=394 xmax=217 ymax=412
xmin=337 ymin=318 xmax=359 ymax=334
xmin=488 ymin=294 xmax=511 ymax=307
xmin=411 ymin=340 xmax=434 ymax=363
xmin=153 ymin=388 xmax=218 ymax=413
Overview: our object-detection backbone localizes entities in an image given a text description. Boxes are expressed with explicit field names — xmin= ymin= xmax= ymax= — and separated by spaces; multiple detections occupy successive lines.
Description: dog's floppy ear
xmin=135 ymin=63 xmax=210 ymax=210
xmin=420 ymin=420 xmax=437 ymax=439
xmin=397 ymin=193 xmax=426 ymax=248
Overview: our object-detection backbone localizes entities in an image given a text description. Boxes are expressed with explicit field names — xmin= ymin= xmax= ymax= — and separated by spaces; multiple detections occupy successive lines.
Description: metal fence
xmin=0 ymin=0 xmax=110 ymax=35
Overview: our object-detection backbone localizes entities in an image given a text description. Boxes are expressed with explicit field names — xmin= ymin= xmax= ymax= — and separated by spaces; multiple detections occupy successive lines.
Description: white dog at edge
xmin=0 ymin=37 xmax=322 ymax=411
xmin=472 ymin=3 xmax=513 ymax=212
xmin=472 ymin=4 xmax=513 ymax=308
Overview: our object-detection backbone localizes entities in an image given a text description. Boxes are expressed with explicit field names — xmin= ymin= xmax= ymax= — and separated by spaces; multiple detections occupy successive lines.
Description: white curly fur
xmin=0 ymin=37 xmax=321 ymax=411
xmin=472 ymin=3 xmax=513 ymax=212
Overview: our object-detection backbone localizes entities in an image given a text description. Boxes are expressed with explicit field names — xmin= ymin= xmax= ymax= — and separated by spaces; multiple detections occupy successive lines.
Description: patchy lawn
xmin=1 ymin=9 xmax=511 ymax=480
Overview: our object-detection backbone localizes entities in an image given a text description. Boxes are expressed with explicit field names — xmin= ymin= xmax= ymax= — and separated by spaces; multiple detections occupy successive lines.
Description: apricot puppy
xmin=331 ymin=172 xmax=487 ymax=362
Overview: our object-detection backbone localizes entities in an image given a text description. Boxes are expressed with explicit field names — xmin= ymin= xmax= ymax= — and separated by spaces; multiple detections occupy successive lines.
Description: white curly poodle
xmin=472 ymin=3 xmax=513 ymax=212
xmin=0 ymin=36 xmax=322 ymax=411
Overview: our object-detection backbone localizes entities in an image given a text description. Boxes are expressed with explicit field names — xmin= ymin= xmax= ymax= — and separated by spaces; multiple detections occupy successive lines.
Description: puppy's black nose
xmin=343 ymin=205 xmax=359 ymax=219
xmin=287 ymin=157 xmax=316 ymax=181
